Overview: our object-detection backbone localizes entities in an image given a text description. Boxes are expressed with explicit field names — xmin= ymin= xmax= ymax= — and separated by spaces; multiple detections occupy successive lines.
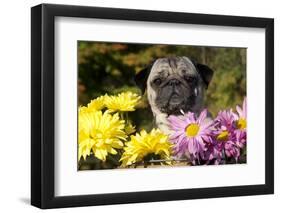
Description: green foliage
xmin=78 ymin=41 xmax=246 ymax=129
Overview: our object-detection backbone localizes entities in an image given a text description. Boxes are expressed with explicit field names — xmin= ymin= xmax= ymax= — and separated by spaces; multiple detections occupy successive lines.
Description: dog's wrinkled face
xmin=148 ymin=57 xmax=200 ymax=115
xmin=135 ymin=56 xmax=214 ymax=116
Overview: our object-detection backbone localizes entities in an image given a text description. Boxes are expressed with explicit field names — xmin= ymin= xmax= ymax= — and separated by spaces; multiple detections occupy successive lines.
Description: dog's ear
xmin=134 ymin=63 xmax=153 ymax=94
xmin=192 ymin=60 xmax=214 ymax=89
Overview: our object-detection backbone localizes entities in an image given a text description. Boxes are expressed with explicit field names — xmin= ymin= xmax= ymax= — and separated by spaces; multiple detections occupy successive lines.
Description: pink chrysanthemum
xmin=233 ymin=97 xmax=247 ymax=148
xmin=213 ymin=110 xmax=241 ymax=161
xmin=168 ymin=109 xmax=214 ymax=160
xmin=235 ymin=97 xmax=247 ymax=123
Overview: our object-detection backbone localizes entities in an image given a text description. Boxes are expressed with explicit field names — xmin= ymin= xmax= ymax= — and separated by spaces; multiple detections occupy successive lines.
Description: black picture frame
xmin=31 ymin=3 xmax=274 ymax=209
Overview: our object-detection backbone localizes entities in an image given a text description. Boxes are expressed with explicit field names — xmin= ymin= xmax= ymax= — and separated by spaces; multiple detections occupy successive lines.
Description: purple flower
xmin=200 ymin=141 xmax=223 ymax=164
xmin=233 ymin=97 xmax=247 ymax=148
xmin=167 ymin=98 xmax=247 ymax=165
xmin=168 ymin=109 xmax=214 ymax=160
xmin=215 ymin=110 xmax=236 ymax=131
xmin=213 ymin=110 xmax=241 ymax=161
xmin=236 ymin=97 xmax=247 ymax=121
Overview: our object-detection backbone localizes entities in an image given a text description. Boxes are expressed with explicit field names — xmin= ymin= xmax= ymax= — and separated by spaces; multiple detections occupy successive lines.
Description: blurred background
xmin=78 ymin=41 xmax=246 ymax=132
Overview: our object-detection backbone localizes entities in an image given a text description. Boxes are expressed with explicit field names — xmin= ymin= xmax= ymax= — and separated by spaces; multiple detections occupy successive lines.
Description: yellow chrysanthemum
xmin=78 ymin=110 xmax=127 ymax=161
xmin=87 ymin=96 xmax=105 ymax=111
xmin=120 ymin=129 xmax=172 ymax=167
xmin=105 ymin=92 xmax=141 ymax=112
xmin=124 ymin=122 xmax=136 ymax=135
xmin=79 ymin=96 xmax=105 ymax=113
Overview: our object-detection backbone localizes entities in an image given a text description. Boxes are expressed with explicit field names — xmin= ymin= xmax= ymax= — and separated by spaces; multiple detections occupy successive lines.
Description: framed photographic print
xmin=31 ymin=3 xmax=274 ymax=209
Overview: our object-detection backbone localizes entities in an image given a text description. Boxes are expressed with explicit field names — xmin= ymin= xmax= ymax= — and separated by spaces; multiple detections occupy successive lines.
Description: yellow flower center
xmin=185 ymin=124 xmax=200 ymax=137
xmin=217 ymin=130 xmax=229 ymax=142
xmin=237 ymin=118 xmax=247 ymax=130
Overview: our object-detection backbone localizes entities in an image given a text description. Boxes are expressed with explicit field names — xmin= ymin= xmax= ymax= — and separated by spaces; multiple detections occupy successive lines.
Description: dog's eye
xmin=184 ymin=76 xmax=196 ymax=84
xmin=153 ymin=78 xmax=162 ymax=85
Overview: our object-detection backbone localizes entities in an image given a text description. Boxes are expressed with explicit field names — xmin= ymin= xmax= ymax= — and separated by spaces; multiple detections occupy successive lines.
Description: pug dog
xmin=135 ymin=56 xmax=214 ymax=135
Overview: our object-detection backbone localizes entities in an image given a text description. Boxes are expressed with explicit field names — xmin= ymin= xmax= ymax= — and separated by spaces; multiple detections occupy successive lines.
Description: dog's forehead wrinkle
xmin=178 ymin=63 xmax=197 ymax=75
xmin=150 ymin=56 xmax=202 ymax=81
xmin=151 ymin=63 xmax=170 ymax=78
xmin=168 ymin=57 xmax=178 ymax=69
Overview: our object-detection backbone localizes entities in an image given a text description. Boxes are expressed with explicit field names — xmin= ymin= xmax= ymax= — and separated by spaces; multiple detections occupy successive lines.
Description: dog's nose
xmin=169 ymin=79 xmax=180 ymax=86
